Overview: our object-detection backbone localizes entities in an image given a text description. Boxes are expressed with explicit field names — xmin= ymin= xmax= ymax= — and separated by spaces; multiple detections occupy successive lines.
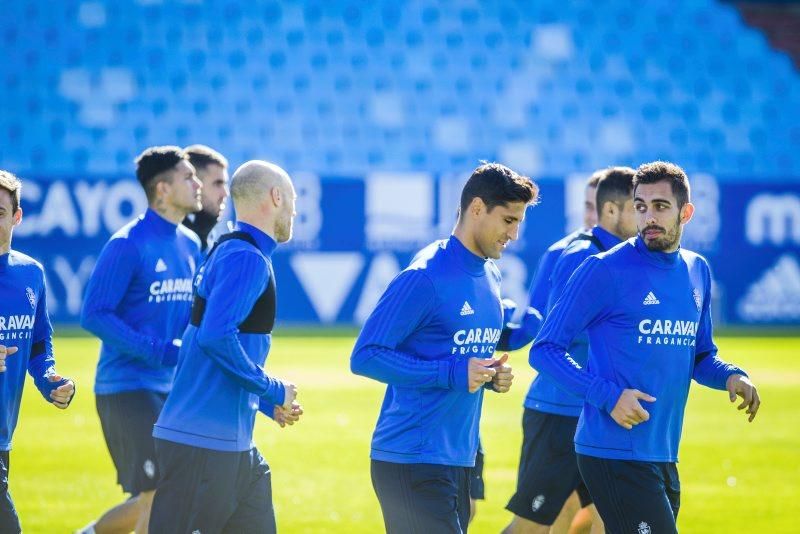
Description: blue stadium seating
xmin=1 ymin=0 xmax=798 ymax=177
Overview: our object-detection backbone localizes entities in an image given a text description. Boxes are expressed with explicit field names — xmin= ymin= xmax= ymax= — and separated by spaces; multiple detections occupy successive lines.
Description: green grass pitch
xmin=10 ymin=334 xmax=799 ymax=533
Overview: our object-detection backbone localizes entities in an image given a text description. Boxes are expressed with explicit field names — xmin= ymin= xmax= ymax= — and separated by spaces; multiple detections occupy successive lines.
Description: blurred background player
xmin=495 ymin=170 xmax=600 ymax=532
xmin=79 ymin=147 xmax=202 ymax=534
xmin=351 ymin=163 xmax=537 ymax=533
xmin=503 ymin=166 xmax=638 ymax=534
xmin=182 ymin=144 xmax=230 ymax=252
xmin=498 ymin=171 xmax=601 ymax=351
xmin=531 ymin=162 xmax=760 ymax=533
xmin=149 ymin=161 xmax=301 ymax=533
xmin=0 ymin=170 xmax=75 ymax=533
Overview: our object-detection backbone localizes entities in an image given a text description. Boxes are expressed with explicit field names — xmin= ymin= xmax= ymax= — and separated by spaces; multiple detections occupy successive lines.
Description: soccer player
xmin=531 ymin=161 xmax=760 ymax=533
xmin=182 ymin=144 xmax=230 ymax=252
xmin=149 ymin=161 xmax=301 ymax=533
xmin=504 ymin=167 xmax=638 ymax=534
xmin=351 ymin=163 xmax=538 ymax=533
xmin=498 ymin=171 xmax=601 ymax=351
xmin=0 ymin=170 xmax=75 ymax=532
xmin=79 ymin=147 xmax=202 ymax=534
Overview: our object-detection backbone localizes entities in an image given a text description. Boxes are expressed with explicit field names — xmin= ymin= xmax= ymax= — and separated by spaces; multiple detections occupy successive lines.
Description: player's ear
xmin=601 ymin=200 xmax=616 ymax=220
xmin=12 ymin=207 xmax=22 ymax=227
xmin=469 ymin=197 xmax=485 ymax=217
xmin=155 ymin=174 xmax=174 ymax=198
xmin=679 ymin=202 xmax=695 ymax=225
xmin=270 ymin=186 xmax=282 ymax=207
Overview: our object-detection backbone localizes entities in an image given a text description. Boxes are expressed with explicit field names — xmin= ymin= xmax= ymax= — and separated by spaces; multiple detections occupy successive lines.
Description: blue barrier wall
xmin=12 ymin=174 xmax=800 ymax=327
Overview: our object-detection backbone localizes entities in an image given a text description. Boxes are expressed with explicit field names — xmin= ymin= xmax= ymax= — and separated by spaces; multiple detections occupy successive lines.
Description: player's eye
xmin=635 ymin=204 xmax=646 ymax=212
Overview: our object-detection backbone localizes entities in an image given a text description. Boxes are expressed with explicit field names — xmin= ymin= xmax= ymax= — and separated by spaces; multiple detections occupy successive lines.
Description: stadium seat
xmin=0 ymin=0 xmax=798 ymax=177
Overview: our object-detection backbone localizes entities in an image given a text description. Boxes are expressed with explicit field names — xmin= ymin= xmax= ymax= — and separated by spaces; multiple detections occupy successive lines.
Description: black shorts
xmin=149 ymin=440 xmax=275 ymax=534
xmin=577 ymin=454 xmax=680 ymax=534
xmin=0 ymin=451 xmax=20 ymax=534
xmin=96 ymin=390 xmax=167 ymax=495
xmin=371 ymin=460 xmax=471 ymax=534
xmin=506 ymin=409 xmax=592 ymax=525
xmin=469 ymin=448 xmax=485 ymax=501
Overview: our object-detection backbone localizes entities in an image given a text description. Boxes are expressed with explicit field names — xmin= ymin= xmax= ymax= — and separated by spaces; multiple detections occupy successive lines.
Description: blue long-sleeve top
xmin=498 ymin=229 xmax=583 ymax=351
xmin=525 ymin=225 xmax=622 ymax=416
xmin=81 ymin=209 xmax=201 ymax=394
xmin=530 ymin=236 xmax=746 ymax=462
xmin=154 ymin=222 xmax=286 ymax=452
xmin=351 ymin=235 xmax=504 ymax=467
xmin=0 ymin=251 xmax=62 ymax=450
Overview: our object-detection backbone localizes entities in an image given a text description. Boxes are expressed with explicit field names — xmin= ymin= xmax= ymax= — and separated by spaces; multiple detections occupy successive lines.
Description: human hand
xmin=490 ymin=353 xmax=513 ymax=393
xmin=0 ymin=345 xmax=18 ymax=372
xmin=274 ymin=402 xmax=304 ymax=428
xmin=48 ymin=374 xmax=75 ymax=409
xmin=281 ymin=381 xmax=298 ymax=409
xmin=726 ymin=374 xmax=760 ymax=422
xmin=467 ymin=358 xmax=497 ymax=393
xmin=610 ymin=389 xmax=656 ymax=430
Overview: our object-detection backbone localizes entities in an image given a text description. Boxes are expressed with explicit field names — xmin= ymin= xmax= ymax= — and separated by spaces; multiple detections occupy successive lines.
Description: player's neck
xmin=237 ymin=215 xmax=278 ymax=242
xmin=598 ymin=222 xmax=625 ymax=241
xmin=150 ymin=201 xmax=187 ymax=225
xmin=0 ymin=241 xmax=9 ymax=255
xmin=452 ymin=224 xmax=483 ymax=258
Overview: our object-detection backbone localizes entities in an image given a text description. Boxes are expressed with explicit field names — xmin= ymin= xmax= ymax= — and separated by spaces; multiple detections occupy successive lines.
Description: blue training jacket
xmin=525 ymin=225 xmax=622 ymax=416
xmin=351 ymin=235 xmax=504 ymax=467
xmin=531 ymin=236 xmax=746 ymax=462
xmin=153 ymin=222 xmax=286 ymax=452
xmin=82 ymin=208 xmax=201 ymax=394
xmin=0 ymin=251 xmax=61 ymax=450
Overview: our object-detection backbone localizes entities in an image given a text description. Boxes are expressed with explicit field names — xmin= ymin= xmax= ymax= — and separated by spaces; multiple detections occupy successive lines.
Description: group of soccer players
xmin=352 ymin=161 xmax=760 ymax=534
xmin=0 ymin=150 xmax=760 ymax=534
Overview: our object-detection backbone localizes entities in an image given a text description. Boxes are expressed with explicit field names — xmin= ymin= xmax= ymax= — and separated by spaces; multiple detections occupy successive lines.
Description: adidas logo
xmin=155 ymin=259 xmax=167 ymax=273
xmin=460 ymin=301 xmax=475 ymax=316
xmin=643 ymin=292 xmax=660 ymax=305
xmin=738 ymin=254 xmax=800 ymax=321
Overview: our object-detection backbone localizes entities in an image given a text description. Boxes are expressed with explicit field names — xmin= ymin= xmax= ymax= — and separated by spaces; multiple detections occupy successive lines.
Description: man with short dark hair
xmin=182 ymin=144 xmax=230 ymax=252
xmin=504 ymin=166 xmax=638 ymax=534
xmin=79 ymin=146 xmax=202 ymax=534
xmin=0 ymin=170 xmax=75 ymax=533
xmin=149 ymin=160 xmax=301 ymax=533
xmin=352 ymin=163 xmax=538 ymax=533
xmin=531 ymin=161 xmax=760 ymax=533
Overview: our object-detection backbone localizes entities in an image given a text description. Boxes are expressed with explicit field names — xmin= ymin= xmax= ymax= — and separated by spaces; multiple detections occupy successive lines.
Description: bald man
xmin=149 ymin=161 xmax=302 ymax=533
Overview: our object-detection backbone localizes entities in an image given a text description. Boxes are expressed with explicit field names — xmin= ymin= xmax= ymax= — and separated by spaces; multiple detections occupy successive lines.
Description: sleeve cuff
xmin=447 ymin=358 xmax=470 ymax=391
xmin=586 ymin=376 xmax=623 ymax=413
xmin=261 ymin=378 xmax=286 ymax=407
xmin=258 ymin=398 xmax=276 ymax=419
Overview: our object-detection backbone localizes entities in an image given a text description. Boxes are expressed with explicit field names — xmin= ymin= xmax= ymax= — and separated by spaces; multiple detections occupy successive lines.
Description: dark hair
xmin=595 ymin=166 xmax=636 ymax=218
xmin=633 ymin=161 xmax=691 ymax=208
xmin=0 ymin=170 xmax=22 ymax=214
xmin=586 ymin=169 xmax=604 ymax=189
xmin=184 ymin=144 xmax=228 ymax=172
xmin=134 ymin=145 xmax=188 ymax=201
xmin=459 ymin=162 xmax=538 ymax=214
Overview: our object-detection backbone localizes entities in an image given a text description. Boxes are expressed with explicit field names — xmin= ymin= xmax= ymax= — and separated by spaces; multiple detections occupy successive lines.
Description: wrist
xmin=726 ymin=371 xmax=748 ymax=387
